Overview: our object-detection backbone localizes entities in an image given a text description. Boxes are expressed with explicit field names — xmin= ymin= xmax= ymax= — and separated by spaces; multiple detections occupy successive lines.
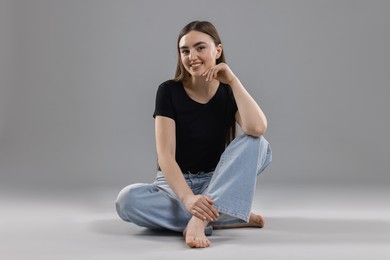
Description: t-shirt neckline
xmin=180 ymin=81 xmax=221 ymax=105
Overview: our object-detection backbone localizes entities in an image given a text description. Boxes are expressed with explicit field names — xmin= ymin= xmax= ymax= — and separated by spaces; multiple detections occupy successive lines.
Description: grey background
xmin=1 ymin=1 xmax=389 ymax=259
xmin=1 ymin=0 xmax=388 ymax=191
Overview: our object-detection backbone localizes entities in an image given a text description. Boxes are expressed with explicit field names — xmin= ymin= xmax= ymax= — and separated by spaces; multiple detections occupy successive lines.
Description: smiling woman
xmin=179 ymin=32 xmax=222 ymax=77
xmin=115 ymin=20 xmax=272 ymax=248
xmin=175 ymin=21 xmax=226 ymax=81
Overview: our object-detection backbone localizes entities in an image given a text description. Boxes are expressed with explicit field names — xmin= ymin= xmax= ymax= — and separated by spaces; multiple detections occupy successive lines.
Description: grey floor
xmin=1 ymin=182 xmax=389 ymax=260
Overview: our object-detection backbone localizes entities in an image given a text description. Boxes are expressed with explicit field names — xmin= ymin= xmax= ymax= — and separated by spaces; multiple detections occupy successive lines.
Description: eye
xmin=196 ymin=45 xmax=206 ymax=51
xmin=181 ymin=49 xmax=190 ymax=55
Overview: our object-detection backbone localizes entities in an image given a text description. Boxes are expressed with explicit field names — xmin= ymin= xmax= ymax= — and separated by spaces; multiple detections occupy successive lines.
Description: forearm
xmin=229 ymin=77 xmax=267 ymax=136
xmin=158 ymin=156 xmax=194 ymax=202
xmin=158 ymin=155 xmax=218 ymax=221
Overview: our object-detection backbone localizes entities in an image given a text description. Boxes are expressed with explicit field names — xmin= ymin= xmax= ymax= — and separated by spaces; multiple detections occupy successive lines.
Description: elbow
xmin=243 ymin=122 xmax=267 ymax=137
xmin=246 ymin=127 xmax=266 ymax=137
xmin=240 ymin=113 xmax=268 ymax=137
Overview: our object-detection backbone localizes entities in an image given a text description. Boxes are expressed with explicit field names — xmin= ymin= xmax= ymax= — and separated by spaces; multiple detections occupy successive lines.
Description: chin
xmin=191 ymin=71 xmax=203 ymax=76
xmin=191 ymin=68 xmax=207 ymax=76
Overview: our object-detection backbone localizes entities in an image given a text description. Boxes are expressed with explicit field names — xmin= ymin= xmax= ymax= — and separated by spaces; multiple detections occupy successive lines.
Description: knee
xmin=257 ymin=136 xmax=272 ymax=172
xmin=115 ymin=183 xmax=147 ymax=222
xmin=226 ymin=134 xmax=270 ymax=157
xmin=252 ymin=135 xmax=272 ymax=163
xmin=240 ymin=134 xmax=270 ymax=150
xmin=239 ymin=135 xmax=271 ymax=172
xmin=258 ymin=135 xmax=271 ymax=151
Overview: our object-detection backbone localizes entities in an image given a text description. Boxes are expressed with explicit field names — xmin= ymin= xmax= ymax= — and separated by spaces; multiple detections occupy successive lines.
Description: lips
xmin=190 ymin=62 xmax=203 ymax=67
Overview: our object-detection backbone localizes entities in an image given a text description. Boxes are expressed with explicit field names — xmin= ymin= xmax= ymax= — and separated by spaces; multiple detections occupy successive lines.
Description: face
xmin=179 ymin=30 xmax=222 ymax=78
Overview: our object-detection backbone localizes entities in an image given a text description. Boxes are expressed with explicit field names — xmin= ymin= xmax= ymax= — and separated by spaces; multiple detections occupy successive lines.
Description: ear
xmin=216 ymin=44 xmax=223 ymax=59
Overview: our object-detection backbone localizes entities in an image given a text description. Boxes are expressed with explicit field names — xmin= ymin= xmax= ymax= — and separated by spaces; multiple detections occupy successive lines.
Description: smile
xmin=190 ymin=62 xmax=203 ymax=67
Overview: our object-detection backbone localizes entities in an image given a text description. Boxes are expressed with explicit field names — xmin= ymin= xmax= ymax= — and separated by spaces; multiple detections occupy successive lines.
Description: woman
xmin=116 ymin=21 xmax=272 ymax=248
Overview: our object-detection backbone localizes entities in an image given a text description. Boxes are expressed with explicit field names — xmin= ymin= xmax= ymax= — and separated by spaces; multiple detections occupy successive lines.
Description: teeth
xmin=191 ymin=63 xmax=202 ymax=67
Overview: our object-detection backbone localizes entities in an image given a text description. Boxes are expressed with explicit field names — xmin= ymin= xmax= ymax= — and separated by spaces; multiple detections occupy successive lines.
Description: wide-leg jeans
xmin=115 ymin=134 xmax=272 ymax=235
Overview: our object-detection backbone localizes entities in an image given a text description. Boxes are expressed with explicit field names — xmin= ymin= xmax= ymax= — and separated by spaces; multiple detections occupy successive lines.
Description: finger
xmin=205 ymin=69 xmax=211 ymax=81
xmin=194 ymin=205 xmax=211 ymax=220
xmin=205 ymin=196 xmax=214 ymax=204
xmin=195 ymin=205 xmax=215 ymax=221
xmin=192 ymin=209 xmax=206 ymax=220
xmin=203 ymin=197 xmax=219 ymax=219
xmin=202 ymin=68 xmax=210 ymax=77
xmin=206 ymin=68 xmax=215 ymax=82
xmin=213 ymin=67 xmax=219 ymax=79
xmin=200 ymin=204 xmax=219 ymax=221
xmin=211 ymin=68 xmax=219 ymax=81
xmin=210 ymin=205 xmax=219 ymax=219
xmin=203 ymin=203 xmax=219 ymax=220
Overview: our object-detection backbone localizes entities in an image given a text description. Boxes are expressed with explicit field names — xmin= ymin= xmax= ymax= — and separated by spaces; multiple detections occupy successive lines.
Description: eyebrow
xmin=179 ymin=41 xmax=207 ymax=49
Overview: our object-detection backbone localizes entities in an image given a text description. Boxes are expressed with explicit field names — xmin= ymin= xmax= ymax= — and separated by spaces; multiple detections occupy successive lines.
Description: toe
xmin=185 ymin=236 xmax=197 ymax=248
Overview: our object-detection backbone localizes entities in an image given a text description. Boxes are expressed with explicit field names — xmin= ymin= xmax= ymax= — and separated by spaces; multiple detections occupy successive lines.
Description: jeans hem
xmin=214 ymin=205 xmax=250 ymax=223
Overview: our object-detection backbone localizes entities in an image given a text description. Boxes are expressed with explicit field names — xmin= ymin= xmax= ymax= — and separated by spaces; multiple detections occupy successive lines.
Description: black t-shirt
xmin=153 ymin=79 xmax=237 ymax=173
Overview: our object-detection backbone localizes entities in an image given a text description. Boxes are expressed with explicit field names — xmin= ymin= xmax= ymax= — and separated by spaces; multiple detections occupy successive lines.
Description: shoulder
xmin=219 ymin=82 xmax=234 ymax=95
xmin=156 ymin=80 xmax=183 ymax=100
xmin=158 ymin=79 xmax=182 ymax=91
xmin=219 ymin=83 xmax=237 ymax=108
xmin=155 ymin=79 xmax=184 ymax=105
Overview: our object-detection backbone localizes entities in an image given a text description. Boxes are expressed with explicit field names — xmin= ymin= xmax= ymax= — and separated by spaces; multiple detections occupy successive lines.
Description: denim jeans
xmin=116 ymin=134 xmax=272 ymax=235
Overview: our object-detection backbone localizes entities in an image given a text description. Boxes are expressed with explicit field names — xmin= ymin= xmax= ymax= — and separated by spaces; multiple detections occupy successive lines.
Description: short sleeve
xmin=226 ymin=84 xmax=238 ymax=118
xmin=153 ymin=82 xmax=176 ymax=120
xmin=229 ymin=86 xmax=238 ymax=113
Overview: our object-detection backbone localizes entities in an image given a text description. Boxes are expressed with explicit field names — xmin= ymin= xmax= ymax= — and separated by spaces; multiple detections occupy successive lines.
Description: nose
xmin=188 ymin=50 xmax=197 ymax=61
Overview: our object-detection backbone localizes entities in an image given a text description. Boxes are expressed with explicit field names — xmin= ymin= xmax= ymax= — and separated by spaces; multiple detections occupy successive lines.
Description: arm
xmin=155 ymin=116 xmax=219 ymax=221
xmin=230 ymin=77 xmax=267 ymax=137
xmin=203 ymin=63 xmax=267 ymax=137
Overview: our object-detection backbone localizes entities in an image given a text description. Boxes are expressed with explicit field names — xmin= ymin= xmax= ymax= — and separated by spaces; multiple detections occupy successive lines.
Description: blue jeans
xmin=116 ymin=135 xmax=272 ymax=235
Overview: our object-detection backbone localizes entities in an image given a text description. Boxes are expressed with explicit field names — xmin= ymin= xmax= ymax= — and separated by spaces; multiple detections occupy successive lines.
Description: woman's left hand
xmin=202 ymin=63 xmax=237 ymax=84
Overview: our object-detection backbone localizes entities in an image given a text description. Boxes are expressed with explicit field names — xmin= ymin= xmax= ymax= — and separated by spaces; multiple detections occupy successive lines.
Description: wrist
xmin=227 ymin=76 xmax=240 ymax=87
xmin=181 ymin=193 xmax=194 ymax=204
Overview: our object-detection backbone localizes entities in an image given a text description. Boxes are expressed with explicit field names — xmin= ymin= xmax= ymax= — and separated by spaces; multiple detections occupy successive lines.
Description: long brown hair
xmin=174 ymin=21 xmax=235 ymax=144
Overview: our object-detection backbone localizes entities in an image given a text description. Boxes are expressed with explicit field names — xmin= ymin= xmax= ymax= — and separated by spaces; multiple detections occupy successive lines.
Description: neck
xmin=186 ymin=76 xmax=219 ymax=94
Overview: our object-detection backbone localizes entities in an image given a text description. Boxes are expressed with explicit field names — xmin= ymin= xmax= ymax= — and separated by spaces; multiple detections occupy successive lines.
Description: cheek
xmin=180 ymin=58 xmax=191 ymax=72
xmin=205 ymin=54 xmax=217 ymax=65
xmin=206 ymin=50 xmax=218 ymax=61
xmin=180 ymin=56 xmax=189 ymax=66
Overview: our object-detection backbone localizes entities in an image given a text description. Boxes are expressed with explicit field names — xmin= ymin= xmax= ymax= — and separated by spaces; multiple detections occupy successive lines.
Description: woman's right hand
xmin=183 ymin=195 xmax=219 ymax=221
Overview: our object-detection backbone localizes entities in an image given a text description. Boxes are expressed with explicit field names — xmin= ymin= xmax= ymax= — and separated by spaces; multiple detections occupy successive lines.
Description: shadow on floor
xmin=87 ymin=218 xmax=181 ymax=237
xmin=257 ymin=216 xmax=390 ymax=244
xmin=87 ymin=216 xmax=390 ymax=245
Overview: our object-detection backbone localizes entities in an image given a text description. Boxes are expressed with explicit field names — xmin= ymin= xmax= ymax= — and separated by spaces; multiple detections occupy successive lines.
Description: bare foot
xmin=249 ymin=212 xmax=265 ymax=228
xmin=183 ymin=217 xmax=210 ymax=248
xmin=212 ymin=212 xmax=265 ymax=229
